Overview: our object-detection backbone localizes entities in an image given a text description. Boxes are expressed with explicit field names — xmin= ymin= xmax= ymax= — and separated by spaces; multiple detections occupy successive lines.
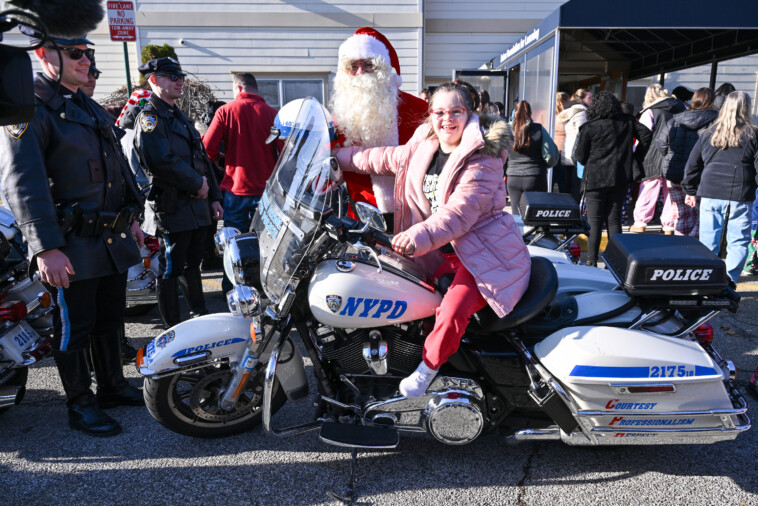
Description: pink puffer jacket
xmin=337 ymin=114 xmax=531 ymax=317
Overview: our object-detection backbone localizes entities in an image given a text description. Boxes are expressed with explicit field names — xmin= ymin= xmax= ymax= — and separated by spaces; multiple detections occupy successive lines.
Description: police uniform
xmin=133 ymin=58 xmax=222 ymax=328
xmin=0 ymin=34 xmax=144 ymax=437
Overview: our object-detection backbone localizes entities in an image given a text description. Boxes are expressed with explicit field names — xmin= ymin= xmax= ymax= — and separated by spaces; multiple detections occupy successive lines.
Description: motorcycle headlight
xmin=214 ymin=227 xmax=241 ymax=254
xmin=226 ymin=285 xmax=261 ymax=317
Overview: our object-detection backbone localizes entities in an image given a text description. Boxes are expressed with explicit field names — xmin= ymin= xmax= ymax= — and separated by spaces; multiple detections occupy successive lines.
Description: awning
xmin=497 ymin=0 xmax=758 ymax=80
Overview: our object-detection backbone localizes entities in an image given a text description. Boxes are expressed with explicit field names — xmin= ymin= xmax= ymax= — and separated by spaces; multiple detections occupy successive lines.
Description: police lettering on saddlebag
xmin=519 ymin=191 xmax=581 ymax=225
xmin=602 ymin=234 xmax=728 ymax=296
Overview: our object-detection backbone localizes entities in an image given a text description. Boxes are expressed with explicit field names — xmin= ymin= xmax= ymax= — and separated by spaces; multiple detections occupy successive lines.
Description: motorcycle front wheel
xmin=144 ymin=364 xmax=286 ymax=438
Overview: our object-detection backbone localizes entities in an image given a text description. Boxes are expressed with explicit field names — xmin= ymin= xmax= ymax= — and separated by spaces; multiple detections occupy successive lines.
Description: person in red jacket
xmin=330 ymin=27 xmax=428 ymax=230
xmin=203 ymin=72 xmax=278 ymax=292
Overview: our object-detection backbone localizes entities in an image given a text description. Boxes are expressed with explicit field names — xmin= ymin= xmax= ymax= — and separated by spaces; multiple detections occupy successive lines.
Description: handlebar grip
xmin=367 ymin=229 xmax=394 ymax=248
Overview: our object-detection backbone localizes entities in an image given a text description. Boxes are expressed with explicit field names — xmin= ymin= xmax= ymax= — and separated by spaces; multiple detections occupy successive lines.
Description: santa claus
xmin=331 ymin=27 xmax=429 ymax=228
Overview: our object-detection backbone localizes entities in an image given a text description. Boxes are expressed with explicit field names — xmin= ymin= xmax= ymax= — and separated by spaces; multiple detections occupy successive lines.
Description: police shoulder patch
xmin=139 ymin=113 xmax=158 ymax=132
xmin=4 ymin=123 xmax=28 ymax=139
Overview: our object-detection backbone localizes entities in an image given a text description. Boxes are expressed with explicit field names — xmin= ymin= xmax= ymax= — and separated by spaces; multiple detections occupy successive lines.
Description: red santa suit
xmin=333 ymin=27 xmax=429 ymax=213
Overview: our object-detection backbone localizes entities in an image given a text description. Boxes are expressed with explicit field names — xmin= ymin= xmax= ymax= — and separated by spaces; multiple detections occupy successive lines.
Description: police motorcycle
xmin=0 ymin=207 xmax=54 ymax=412
xmin=515 ymin=192 xmax=618 ymax=295
xmin=137 ymin=98 xmax=748 ymax=499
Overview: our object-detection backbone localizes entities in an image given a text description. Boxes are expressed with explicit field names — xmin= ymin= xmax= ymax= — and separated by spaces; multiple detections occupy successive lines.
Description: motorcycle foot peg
xmin=319 ymin=422 xmax=399 ymax=449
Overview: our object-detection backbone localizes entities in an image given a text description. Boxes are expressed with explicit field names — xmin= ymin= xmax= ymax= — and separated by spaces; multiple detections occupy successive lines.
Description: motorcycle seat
xmin=469 ymin=256 xmax=558 ymax=333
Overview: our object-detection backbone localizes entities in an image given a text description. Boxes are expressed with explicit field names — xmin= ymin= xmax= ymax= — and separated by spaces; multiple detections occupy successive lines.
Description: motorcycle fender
xmin=139 ymin=314 xmax=252 ymax=376
xmin=138 ymin=314 xmax=309 ymax=401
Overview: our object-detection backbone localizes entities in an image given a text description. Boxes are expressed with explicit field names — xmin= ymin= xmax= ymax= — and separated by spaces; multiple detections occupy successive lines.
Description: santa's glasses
xmin=348 ymin=60 xmax=375 ymax=73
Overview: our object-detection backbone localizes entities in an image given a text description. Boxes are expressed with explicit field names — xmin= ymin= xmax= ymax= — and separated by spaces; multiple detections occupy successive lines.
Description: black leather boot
xmin=157 ymin=277 xmax=181 ymax=328
xmin=90 ymin=334 xmax=144 ymax=408
xmin=53 ymin=350 xmax=121 ymax=437
xmin=179 ymin=267 xmax=209 ymax=317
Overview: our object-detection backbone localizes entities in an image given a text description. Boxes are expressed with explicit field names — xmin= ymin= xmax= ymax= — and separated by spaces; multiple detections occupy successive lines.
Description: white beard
xmin=331 ymin=65 xmax=399 ymax=212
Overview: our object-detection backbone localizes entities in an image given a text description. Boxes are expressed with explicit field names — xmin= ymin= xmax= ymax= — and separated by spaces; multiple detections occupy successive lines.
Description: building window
xmin=257 ymin=78 xmax=325 ymax=109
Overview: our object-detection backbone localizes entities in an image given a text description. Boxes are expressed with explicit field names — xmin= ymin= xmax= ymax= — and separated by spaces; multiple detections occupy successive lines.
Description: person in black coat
xmin=682 ymin=91 xmax=758 ymax=282
xmin=655 ymin=88 xmax=718 ymax=237
xmin=574 ymin=91 xmax=652 ymax=266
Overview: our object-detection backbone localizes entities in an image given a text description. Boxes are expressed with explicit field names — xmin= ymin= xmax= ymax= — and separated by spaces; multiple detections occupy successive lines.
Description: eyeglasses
xmin=155 ymin=73 xmax=185 ymax=82
xmin=48 ymin=47 xmax=95 ymax=61
xmin=432 ymin=108 xmax=467 ymax=119
xmin=89 ymin=69 xmax=101 ymax=80
xmin=348 ymin=60 xmax=375 ymax=73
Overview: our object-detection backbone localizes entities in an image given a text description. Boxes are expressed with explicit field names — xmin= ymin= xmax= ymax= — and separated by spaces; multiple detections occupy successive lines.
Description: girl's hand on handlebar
xmin=391 ymin=232 xmax=415 ymax=256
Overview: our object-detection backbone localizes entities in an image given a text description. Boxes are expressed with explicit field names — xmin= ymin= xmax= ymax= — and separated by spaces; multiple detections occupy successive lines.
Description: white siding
xmin=422 ymin=0 xmax=566 ymax=82
xmin=135 ymin=0 xmax=419 ymax=13
xmin=139 ymin=26 xmax=422 ymax=101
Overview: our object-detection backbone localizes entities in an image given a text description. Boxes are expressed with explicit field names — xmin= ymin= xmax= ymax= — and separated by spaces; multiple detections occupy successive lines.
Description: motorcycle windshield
xmin=252 ymin=97 xmax=337 ymax=304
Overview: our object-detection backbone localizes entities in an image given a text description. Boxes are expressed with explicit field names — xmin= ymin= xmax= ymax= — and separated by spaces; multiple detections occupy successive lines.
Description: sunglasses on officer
xmin=89 ymin=69 xmax=101 ymax=80
xmin=47 ymin=46 xmax=95 ymax=61
xmin=154 ymin=73 xmax=185 ymax=82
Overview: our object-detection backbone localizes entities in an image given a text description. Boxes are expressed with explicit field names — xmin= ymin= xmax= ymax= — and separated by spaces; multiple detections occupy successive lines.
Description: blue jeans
xmin=699 ymin=198 xmax=753 ymax=283
xmin=222 ymin=193 xmax=261 ymax=293
xmin=222 ymin=192 xmax=261 ymax=234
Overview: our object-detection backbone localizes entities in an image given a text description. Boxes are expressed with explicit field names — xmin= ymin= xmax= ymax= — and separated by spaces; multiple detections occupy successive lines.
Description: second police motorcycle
xmin=136 ymin=98 xmax=749 ymax=464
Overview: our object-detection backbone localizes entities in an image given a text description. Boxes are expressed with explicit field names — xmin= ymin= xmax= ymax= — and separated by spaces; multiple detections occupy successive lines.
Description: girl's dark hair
xmin=431 ymin=82 xmax=475 ymax=112
xmin=512 ymin=100 xmax=533 ymax=152
xmin=691 ymin=87 xmax=715 ymax=110
xmin=453 ymin=80 xmax=480 ymax=110
xmin=715 ymin=83 xmax=736 ymax=97
xmin=587 ymin=91 xmax=621 ymax=120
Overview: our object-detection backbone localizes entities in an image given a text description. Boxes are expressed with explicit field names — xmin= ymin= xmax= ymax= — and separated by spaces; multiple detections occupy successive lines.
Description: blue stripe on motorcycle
xmin=569 ymin=365 xmax=718 ymax=378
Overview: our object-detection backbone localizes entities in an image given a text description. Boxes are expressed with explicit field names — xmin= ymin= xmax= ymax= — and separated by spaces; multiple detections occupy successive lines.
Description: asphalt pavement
xmin=1 ymin=267 xmax=757 ymax=505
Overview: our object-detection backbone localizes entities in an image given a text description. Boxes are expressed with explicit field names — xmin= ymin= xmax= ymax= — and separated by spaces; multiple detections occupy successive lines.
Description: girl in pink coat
xmin=336 ymin=83 xmax=531 ymax=397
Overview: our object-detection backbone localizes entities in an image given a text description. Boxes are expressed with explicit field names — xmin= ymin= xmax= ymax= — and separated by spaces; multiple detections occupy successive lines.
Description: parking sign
xmin=108 ymin=1 xmax=136 ymax=42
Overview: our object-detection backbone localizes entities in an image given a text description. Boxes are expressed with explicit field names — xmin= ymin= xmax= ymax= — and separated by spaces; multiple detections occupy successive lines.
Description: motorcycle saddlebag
xmin=601 ymin=234 xmax=727 ymax=296
xmin=519 ymin=192 xmax=582 ymax=226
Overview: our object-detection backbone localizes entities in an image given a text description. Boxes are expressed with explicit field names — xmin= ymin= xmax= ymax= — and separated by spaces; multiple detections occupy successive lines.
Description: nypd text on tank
xmin=338 ymin=297 xmax=408 ymax=319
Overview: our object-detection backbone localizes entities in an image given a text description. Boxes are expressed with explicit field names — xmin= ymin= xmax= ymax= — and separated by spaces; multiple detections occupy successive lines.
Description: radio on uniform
xmin=602 ymin=234 xmax=728 ymax=296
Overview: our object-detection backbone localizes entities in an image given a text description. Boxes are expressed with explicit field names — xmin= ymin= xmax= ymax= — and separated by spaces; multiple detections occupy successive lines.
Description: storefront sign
xmin=500 ymin=28 xmax=540 ymax=64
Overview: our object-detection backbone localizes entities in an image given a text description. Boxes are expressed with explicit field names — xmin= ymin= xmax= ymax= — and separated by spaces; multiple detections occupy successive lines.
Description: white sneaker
xmin=399 ymin=361 xmax=439 ymax=398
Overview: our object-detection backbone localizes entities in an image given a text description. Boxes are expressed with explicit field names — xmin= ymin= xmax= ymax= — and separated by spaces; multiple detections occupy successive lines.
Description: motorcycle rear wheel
xmin=144 ymin=364 xmax=286 ymax=438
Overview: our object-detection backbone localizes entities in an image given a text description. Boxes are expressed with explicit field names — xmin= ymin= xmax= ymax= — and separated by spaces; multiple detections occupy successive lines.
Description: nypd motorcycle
xmin=0 ymin=207 xmax=54 ymax=412
xmin=136 ymin=98 xmax=749 ymax=498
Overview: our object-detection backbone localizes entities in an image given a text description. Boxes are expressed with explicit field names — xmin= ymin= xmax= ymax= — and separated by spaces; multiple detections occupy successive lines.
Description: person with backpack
xmin=505 ymin=100 xmax=560 ymax=215
xmin=655 ymin=87 xmax=719 ymax=237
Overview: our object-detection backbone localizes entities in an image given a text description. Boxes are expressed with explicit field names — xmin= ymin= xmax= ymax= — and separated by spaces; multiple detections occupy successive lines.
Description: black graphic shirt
xmin=423 ymin=147 xmax=454 ymax=254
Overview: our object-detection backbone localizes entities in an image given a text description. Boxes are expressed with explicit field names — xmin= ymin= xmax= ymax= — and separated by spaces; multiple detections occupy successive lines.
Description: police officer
xmin=134 ymin=58 xmax=223 ymax=329
xmin=0 ymin=31 xmax=145 ymax=437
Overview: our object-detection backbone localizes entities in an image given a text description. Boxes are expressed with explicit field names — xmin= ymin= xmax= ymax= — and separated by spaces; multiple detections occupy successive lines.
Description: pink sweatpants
xmin=633 ymin=176 xmax=674 ymax=230
xmin=422 ymin=254 xmax=488 ymax=370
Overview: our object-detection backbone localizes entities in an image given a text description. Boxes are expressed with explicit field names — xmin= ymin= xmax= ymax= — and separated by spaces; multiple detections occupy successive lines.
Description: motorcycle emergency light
xmin=143 ymin=257 xmax=151 ymax=269
xmin=0 ymin=300 xmax=27 ymax=322
xmin=26 ymin=337 xmax=52 ymax=361
xmin=693 ymin=323 xmax=714 ymax=345
xmin=569 ymin=242 xmax=581 ymax=262
xmin=626 ymin=385 xmax=675 ymax=393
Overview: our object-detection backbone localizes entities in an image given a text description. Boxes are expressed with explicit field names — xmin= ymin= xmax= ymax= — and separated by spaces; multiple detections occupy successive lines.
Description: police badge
xmin=4 ymin=123 xmax=28 ymax=139
xmin=139 ymin=113 xmax=158 ymax=132
xmin=155 ymin=330 xmax=176 ymax=349
xmin=326 ymin=295 xmax=342 ymax=313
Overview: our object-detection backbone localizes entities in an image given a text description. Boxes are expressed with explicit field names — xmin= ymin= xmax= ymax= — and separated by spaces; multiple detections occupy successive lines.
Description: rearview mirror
xmin=354 ymin=202 xmax=387 ymax=232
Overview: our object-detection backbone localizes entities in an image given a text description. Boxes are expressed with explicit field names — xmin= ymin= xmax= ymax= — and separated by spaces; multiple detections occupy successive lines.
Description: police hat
xmin=19 ymin=25 xmax=94 ymax=46
xmin=89 ymin=62 xmax=101 ymax=78
xmin=138 ymin=57 xmax=186 ymax=77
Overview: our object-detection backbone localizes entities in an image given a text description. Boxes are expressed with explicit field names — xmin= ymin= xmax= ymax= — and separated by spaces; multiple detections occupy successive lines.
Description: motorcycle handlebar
xmin=323 ymin=214 xmax=394 ymax=250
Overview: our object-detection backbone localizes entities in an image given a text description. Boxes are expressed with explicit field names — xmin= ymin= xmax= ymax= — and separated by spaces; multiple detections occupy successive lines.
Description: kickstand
xmin=326 ymin=448 xmax=358 ymax=505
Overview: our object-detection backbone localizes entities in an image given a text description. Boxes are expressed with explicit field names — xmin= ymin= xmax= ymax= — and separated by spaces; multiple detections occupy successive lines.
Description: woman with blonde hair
xmin=630 ymin=83 xmax=686 ymax=233
xmin=682 ymin=91 xmax=758 ymax=282
xmin=556 ymin=88 xmax=592 ymax=201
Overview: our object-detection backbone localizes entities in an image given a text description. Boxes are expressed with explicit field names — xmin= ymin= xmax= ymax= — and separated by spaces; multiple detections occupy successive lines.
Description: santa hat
xmin=338 ymin=27 xmax=403 ymax=87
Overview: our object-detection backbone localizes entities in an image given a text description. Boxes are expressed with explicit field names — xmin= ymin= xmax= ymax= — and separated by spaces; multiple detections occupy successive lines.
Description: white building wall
xmin=422 ymin=0 xmax=566 ymax=83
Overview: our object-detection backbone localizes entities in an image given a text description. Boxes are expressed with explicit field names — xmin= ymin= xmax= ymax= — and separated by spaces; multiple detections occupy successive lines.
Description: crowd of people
xmin=1 ymin=23 xmax=757 ymax=436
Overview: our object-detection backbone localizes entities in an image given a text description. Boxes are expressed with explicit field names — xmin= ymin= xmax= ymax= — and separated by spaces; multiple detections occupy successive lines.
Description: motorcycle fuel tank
xmin=308 ymin=260 xmax=442 ymax=328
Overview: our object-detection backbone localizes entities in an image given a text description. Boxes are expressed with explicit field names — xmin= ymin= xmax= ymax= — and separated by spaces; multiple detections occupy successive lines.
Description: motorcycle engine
xmin=315 ymin=325 xmax=423 ymax=376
